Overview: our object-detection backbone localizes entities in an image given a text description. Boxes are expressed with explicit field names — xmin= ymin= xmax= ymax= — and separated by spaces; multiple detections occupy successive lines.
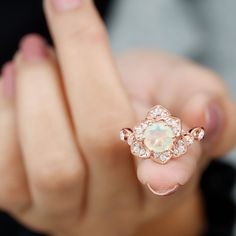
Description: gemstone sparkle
xmin=143 ymin=121 xmax=174 ymax=153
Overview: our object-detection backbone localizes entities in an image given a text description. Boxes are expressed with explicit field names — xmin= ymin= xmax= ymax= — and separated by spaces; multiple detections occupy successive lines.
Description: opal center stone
xmin=143 ymin=122 xmax=174 ymax=153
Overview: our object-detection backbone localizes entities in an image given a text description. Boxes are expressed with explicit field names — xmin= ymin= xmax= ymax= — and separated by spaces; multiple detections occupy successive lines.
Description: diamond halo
xmin=120 ymin=105 xmax=205 ymax=164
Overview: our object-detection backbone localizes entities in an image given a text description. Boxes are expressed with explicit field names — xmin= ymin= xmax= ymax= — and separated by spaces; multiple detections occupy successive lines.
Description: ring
xmin=120 ymin=105 xmax=205 ymax=164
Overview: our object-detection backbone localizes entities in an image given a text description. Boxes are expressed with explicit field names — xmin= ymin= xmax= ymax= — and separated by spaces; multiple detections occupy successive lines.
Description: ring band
xmin=120 ymin=105 xmax=204 ymax=164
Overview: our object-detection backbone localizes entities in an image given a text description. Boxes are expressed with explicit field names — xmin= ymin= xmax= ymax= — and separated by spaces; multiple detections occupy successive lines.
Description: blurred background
xmin=108 ymin=0 xmax=236 ymax=101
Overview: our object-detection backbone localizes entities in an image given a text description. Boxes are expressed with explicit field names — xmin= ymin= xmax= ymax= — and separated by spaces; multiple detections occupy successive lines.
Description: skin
xmin=0 ymin=0 xmax=236 ymax=235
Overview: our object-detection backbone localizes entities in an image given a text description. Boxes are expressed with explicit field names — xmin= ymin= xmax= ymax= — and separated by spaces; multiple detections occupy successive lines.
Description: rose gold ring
xmin=120 ymin=105 xmax=204 ymax=164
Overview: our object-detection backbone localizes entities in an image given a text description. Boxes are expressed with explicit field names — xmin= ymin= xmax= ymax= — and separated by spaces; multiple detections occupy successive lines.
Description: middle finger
xmin=44 ymin=0 xmax=139 ymax=207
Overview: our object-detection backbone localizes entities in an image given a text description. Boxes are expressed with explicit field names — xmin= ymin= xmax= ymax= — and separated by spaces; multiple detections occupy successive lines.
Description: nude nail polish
xmin=20 ymin=35 xmax=48 ymax=61
xmin=205 ymin=103 xmax=222 ymax=141
xmin=52 ymin=0 xmax=81 ymax=11
xmin=147 ymin=184 xmax=180 ymax=196
xmin=2 ymin=62 xmax=15 ymax=98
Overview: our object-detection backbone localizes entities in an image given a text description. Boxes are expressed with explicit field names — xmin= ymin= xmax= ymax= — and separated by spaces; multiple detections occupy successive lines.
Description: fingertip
xmin=181 ymin=93 xmax=206 ymax=130
xmin=19 ymin=34 xmax=48 ymax=61
xmin=137 ymin=144 xmax=200 ymax=196
xmin=137 ymin=158 xmax=193 ymax=186
xmin=211 ymin=98 xmax=236 ymax=157
xmin=181 ymin=92 xmax=226 ymax=156
xmin=50 ymin=0 xmax=82 ymax=12
xmin=204 ymin=103 xmax=223 ymax=142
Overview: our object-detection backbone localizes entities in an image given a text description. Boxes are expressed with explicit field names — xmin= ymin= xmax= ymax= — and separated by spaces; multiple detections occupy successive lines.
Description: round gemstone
xmin=143 ymin=122 xmax=174 ymax=153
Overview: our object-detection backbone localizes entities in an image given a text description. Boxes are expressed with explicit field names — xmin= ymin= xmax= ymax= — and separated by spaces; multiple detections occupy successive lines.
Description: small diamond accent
xmin=166 ymin=119 xmax=177 ymax=127
xmin=159 ymin=154 xmax=167 ymax=162
xmin=139 ymin=148 xmax=150 ymax=158
xmin=134 ymin=122 xmax=149 ymax=141
xmin=149 ymin=107 xmax=162 ymax=118
xmin=120 ymin=128 xmax=132 ymax=142
xmin=159 ymin=151 xmax=171 ymax=163
xmin=149 ymin=110 xmax=158 ymax=118
xmin=131 ymin=142 xmax=141 ymax=156
xmin=178 ymin=145 xmax=186 ymax=154
xmin=120 ymin=131 xmax=125 ymax=141
xmin=173 ymin=149 xmax=179 ymax=156
xmin=184 ymin=134 xmax=194 ymax=145
xmin=165 ymin=117 xmax=181 ymax=136
xmin=148 ymin=105 xmax=170 ymax=119
xmin=160 ymin=110 xmax=169 ymax=118
xmin=172 ymin=127 xmax=181 ymax=136
xmin=141 ymin=123 xmax=148 ymax=129
xmin=134 ymin=126 xmax=142 ymax=134
xmin=190 ymin=127 xmax=205 ymax=141
xmin=134 ymin=126 xmax=144 ymax=140
xmin=144 ymin=120 xmax=153 ymax=126
xmin=153 ymin=152 xmax=160 ymax=159
xmin=172 ymin=139 xmax=187 ymax=157
xmin=178 ymin=140 xmax=185 ymax=146
xmin=140 ymin=148 xmax=146 ymax=155
xmin=198 ymin=129 xmax=205 ymax=140
xmin=177 ymin=140 xmax=186 ymax=154
xmin=131 ymin=142 xmax=150 ymax=158
xmin=127 ymin=134 xmax=134 ymax=145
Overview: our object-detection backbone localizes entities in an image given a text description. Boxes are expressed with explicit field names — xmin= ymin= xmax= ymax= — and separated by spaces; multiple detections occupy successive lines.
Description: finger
xmin=132 ymin=102 xmax=203 ymax=196
xmin=118 ymin=51 xmax=236 ymax=157
xmin=117 ymin=51 xmax=235 ymax=196
xmin=156 ymin=61 xmax=236 ymax=157
xmin=131 ymin=100 xmax=203 ymax=195
xmin=0 ymin=63 xmax=30 ymax=213
xmin=137 ymin=132 xmax=202 ymax=196
xmin=44 ymin=0 xmax=138 ymax=205
xmin=180 ymin=92 xmax=236 ymax=158
xmin=15 ymin=35 xmax=85 ymax=228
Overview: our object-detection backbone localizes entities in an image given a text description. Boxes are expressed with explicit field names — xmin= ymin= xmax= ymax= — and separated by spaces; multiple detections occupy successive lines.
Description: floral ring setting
xmin=120 ymin=105 xmax=205 ymax=164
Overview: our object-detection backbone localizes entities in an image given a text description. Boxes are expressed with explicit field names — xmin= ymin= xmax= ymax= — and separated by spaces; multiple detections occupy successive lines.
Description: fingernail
xmin=147 ymin=184 xmax=180 ymax=196
xmin=205 ymin=103 xmax=222 ymax=141
xmin=51 ymin=0 xmax=81 ymax=11
xmin=2 ymin=62 xmax=15 ymax=98
xmin=20 ymin=34 xmax=48 ymax=61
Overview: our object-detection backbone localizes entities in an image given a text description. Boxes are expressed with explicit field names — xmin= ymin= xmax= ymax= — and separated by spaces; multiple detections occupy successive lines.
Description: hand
xmin=0 ymin=0 xmax=235 ymax=235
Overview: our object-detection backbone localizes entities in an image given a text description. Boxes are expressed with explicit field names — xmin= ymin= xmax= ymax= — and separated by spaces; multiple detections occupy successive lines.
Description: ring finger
xmin=0 ymin=63 xmax=30 ymax=213
xmin=15 ymin=35 xmax=85 ymax=230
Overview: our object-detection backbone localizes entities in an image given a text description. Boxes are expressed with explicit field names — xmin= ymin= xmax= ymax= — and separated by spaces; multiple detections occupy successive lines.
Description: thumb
xmin=181 ymin=91 xmax=236 ymax=157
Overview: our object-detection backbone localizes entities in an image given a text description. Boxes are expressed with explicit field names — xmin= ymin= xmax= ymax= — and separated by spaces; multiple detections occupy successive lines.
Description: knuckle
xmin=83 ymin=123 xmax=121 ymax=147
xmin=82 ymin=124 xmax=128 ymax=164
xmin=178 ymin=62 xmax=227 ymax=94
xmin=34 ymin=162 xmax=83 ymax=192
xmin=81 ymin=109 xmax=135 ymax=159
